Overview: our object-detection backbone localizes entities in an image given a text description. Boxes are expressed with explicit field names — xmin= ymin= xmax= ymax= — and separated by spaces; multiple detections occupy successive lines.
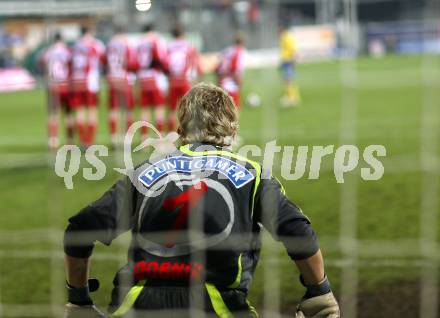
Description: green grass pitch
xmin=0 ymin=54 xmax=439 ymax=316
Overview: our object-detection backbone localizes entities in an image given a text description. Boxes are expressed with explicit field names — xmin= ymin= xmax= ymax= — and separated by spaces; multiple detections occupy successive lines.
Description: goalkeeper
xmin=63 ymin=83 xmax=339 ymax=317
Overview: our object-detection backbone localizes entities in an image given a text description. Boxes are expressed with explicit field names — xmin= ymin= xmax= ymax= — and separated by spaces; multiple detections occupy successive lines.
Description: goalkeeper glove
xmin=295 ymin=276 xmax=340 ymax=318
xmin=64 ymin=279 xmax=105 ymax=318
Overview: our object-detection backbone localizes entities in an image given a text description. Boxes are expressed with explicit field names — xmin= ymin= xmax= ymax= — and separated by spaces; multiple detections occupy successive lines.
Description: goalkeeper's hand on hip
xmin=64 ymin=279 xmax=105 ymax=318
xmin=295 ymin=276 xmax=340 ymax=318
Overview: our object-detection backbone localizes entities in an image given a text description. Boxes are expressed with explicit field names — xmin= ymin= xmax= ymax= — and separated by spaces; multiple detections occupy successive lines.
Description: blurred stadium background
xmin=0 ymin=0 xmax=440 ymax=317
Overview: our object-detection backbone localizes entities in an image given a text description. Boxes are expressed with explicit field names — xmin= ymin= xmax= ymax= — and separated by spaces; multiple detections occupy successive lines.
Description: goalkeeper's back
xmin=64 ymin=83 xmax=324 ymax=317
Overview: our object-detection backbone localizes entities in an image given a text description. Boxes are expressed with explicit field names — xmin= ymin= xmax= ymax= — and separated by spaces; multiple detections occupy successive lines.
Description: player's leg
xmin=291 ymin=63 xmax=301 ymax=103
xmin=152 ymin=87 xmax=166 ymax=134
xmin=167 ymin=86 xmax=178 ymax=132
xmin=227 ymin=89 xmax=240 ymax=108
xmin=65 ymin=110 xmax=75 ymax=145
xmin=62 ymin=92 xmax=75 ymax=145
xmin=125 ymin=86 xmax=135 ymax=131
xmin=108 ymin=87 xmax=119 ymax=147
xmin=286 ymin=79 xmax=301 ymax=105
xmin=76 ymin=105 xmax=87 ymax=147
xmin=233 ymin=91 xmax=241 ymax=107
xmin=109 ymin=108 xmax=119 ymax=146
xmin=224 ymin=88 xmax=243 ymax=148
xmin=153 ymin=73 xmax=168 ymax=134
xmin=117 ymin=87 xmax=128 ymax=141
xmin=87 ymin=107 xmax=98 ymax=146
xmin=281 ymin=63 xmax=290 ymax=103
xmin=47 ymin=91 xmax=60 ymax=150
xmin=168 ymin=85 xmax=188 ymax=132
xmin=112 ymin=86 xmax=129 ymax=147
xmin=86 ymin=92 xmax=99 ymax=146
xmin=281 ymin=62 xmax=300 ymax=107
xmin=168 ymin=106 xmax=177 ymax=132
xmin=220 ymin=78 xmax=241 ymax=108
xmin=140 ymin=89 xmax=152 ymax=140
xmin=154 ymin=104 xmax=166 ymax=134
xmin=74 ymin=91 xmax=90 ymax=147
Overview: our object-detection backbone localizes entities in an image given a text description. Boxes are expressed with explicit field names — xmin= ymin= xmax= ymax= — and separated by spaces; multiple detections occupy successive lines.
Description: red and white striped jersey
xmin=167 ymin=39 xmax=199 ymax=82
xmin=217 ymin=45 xmax=245 ymax=80
xmin=40 ymin=42 xmax=71 ymax=91
xmin=106 ymin=35 xmax=137 ymax=85
xmin=136 ymin=34 xmax=167 ymax=75
xmin=71 ymin=35 xmax=105 ymax=92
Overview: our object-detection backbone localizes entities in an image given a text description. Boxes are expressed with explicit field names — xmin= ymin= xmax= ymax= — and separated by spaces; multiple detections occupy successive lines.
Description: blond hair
xmin=177 ymin=83 xmax=238 ymax=147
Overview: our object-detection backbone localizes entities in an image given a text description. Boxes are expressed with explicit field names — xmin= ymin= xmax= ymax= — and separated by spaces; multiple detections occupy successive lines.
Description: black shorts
xmin=47 ymin=90 xmax=72 ymax=113
xmin=109 ymin=280 xmax=258 ymax=318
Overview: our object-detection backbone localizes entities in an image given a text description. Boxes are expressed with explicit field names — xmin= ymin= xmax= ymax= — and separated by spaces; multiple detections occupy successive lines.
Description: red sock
xmin=48 ymin=120 xmax=58 ymax=138
xmin=168 ymin=118 xmax=175 ymax=132
xmin=109 ymin=117 xmax=117 ymax=135
xmin=126 ymin=114 xmax=133 ymax=131
xmin=77 ymin=122 xmax=88 ymax=145
xmin=156 ymin=120 xmax=164 ymax=133
xmin=87 ymin=123 xmax=97 ymax=145
xmin=141 ymin=125 xmax=148 ymax=139
xmin=66 ymin=124 xmax=74 ymax=143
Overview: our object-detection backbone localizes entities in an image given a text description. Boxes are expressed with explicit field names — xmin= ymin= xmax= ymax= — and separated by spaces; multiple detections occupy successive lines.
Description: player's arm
xmin=254 ymin=175 xmax=340 ymax=317
xmin=65 ymin=256 xmax=89 ymax=288
xmin=63 ymin=176 xmax=136 ymax=315
xmin=295 ymin=249 xmax=325 ymax=285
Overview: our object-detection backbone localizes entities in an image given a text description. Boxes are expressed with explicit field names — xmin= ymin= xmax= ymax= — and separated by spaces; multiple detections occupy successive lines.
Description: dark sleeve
xmin=64 ymin=176 xmax=136 ymax=258
xmin=254 ymin=176 xmax=319 ymax=260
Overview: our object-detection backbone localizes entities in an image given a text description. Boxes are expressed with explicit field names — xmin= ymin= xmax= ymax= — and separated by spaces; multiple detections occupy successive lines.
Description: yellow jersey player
xmin=279 ymin=24 xmax=301 ymax=107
